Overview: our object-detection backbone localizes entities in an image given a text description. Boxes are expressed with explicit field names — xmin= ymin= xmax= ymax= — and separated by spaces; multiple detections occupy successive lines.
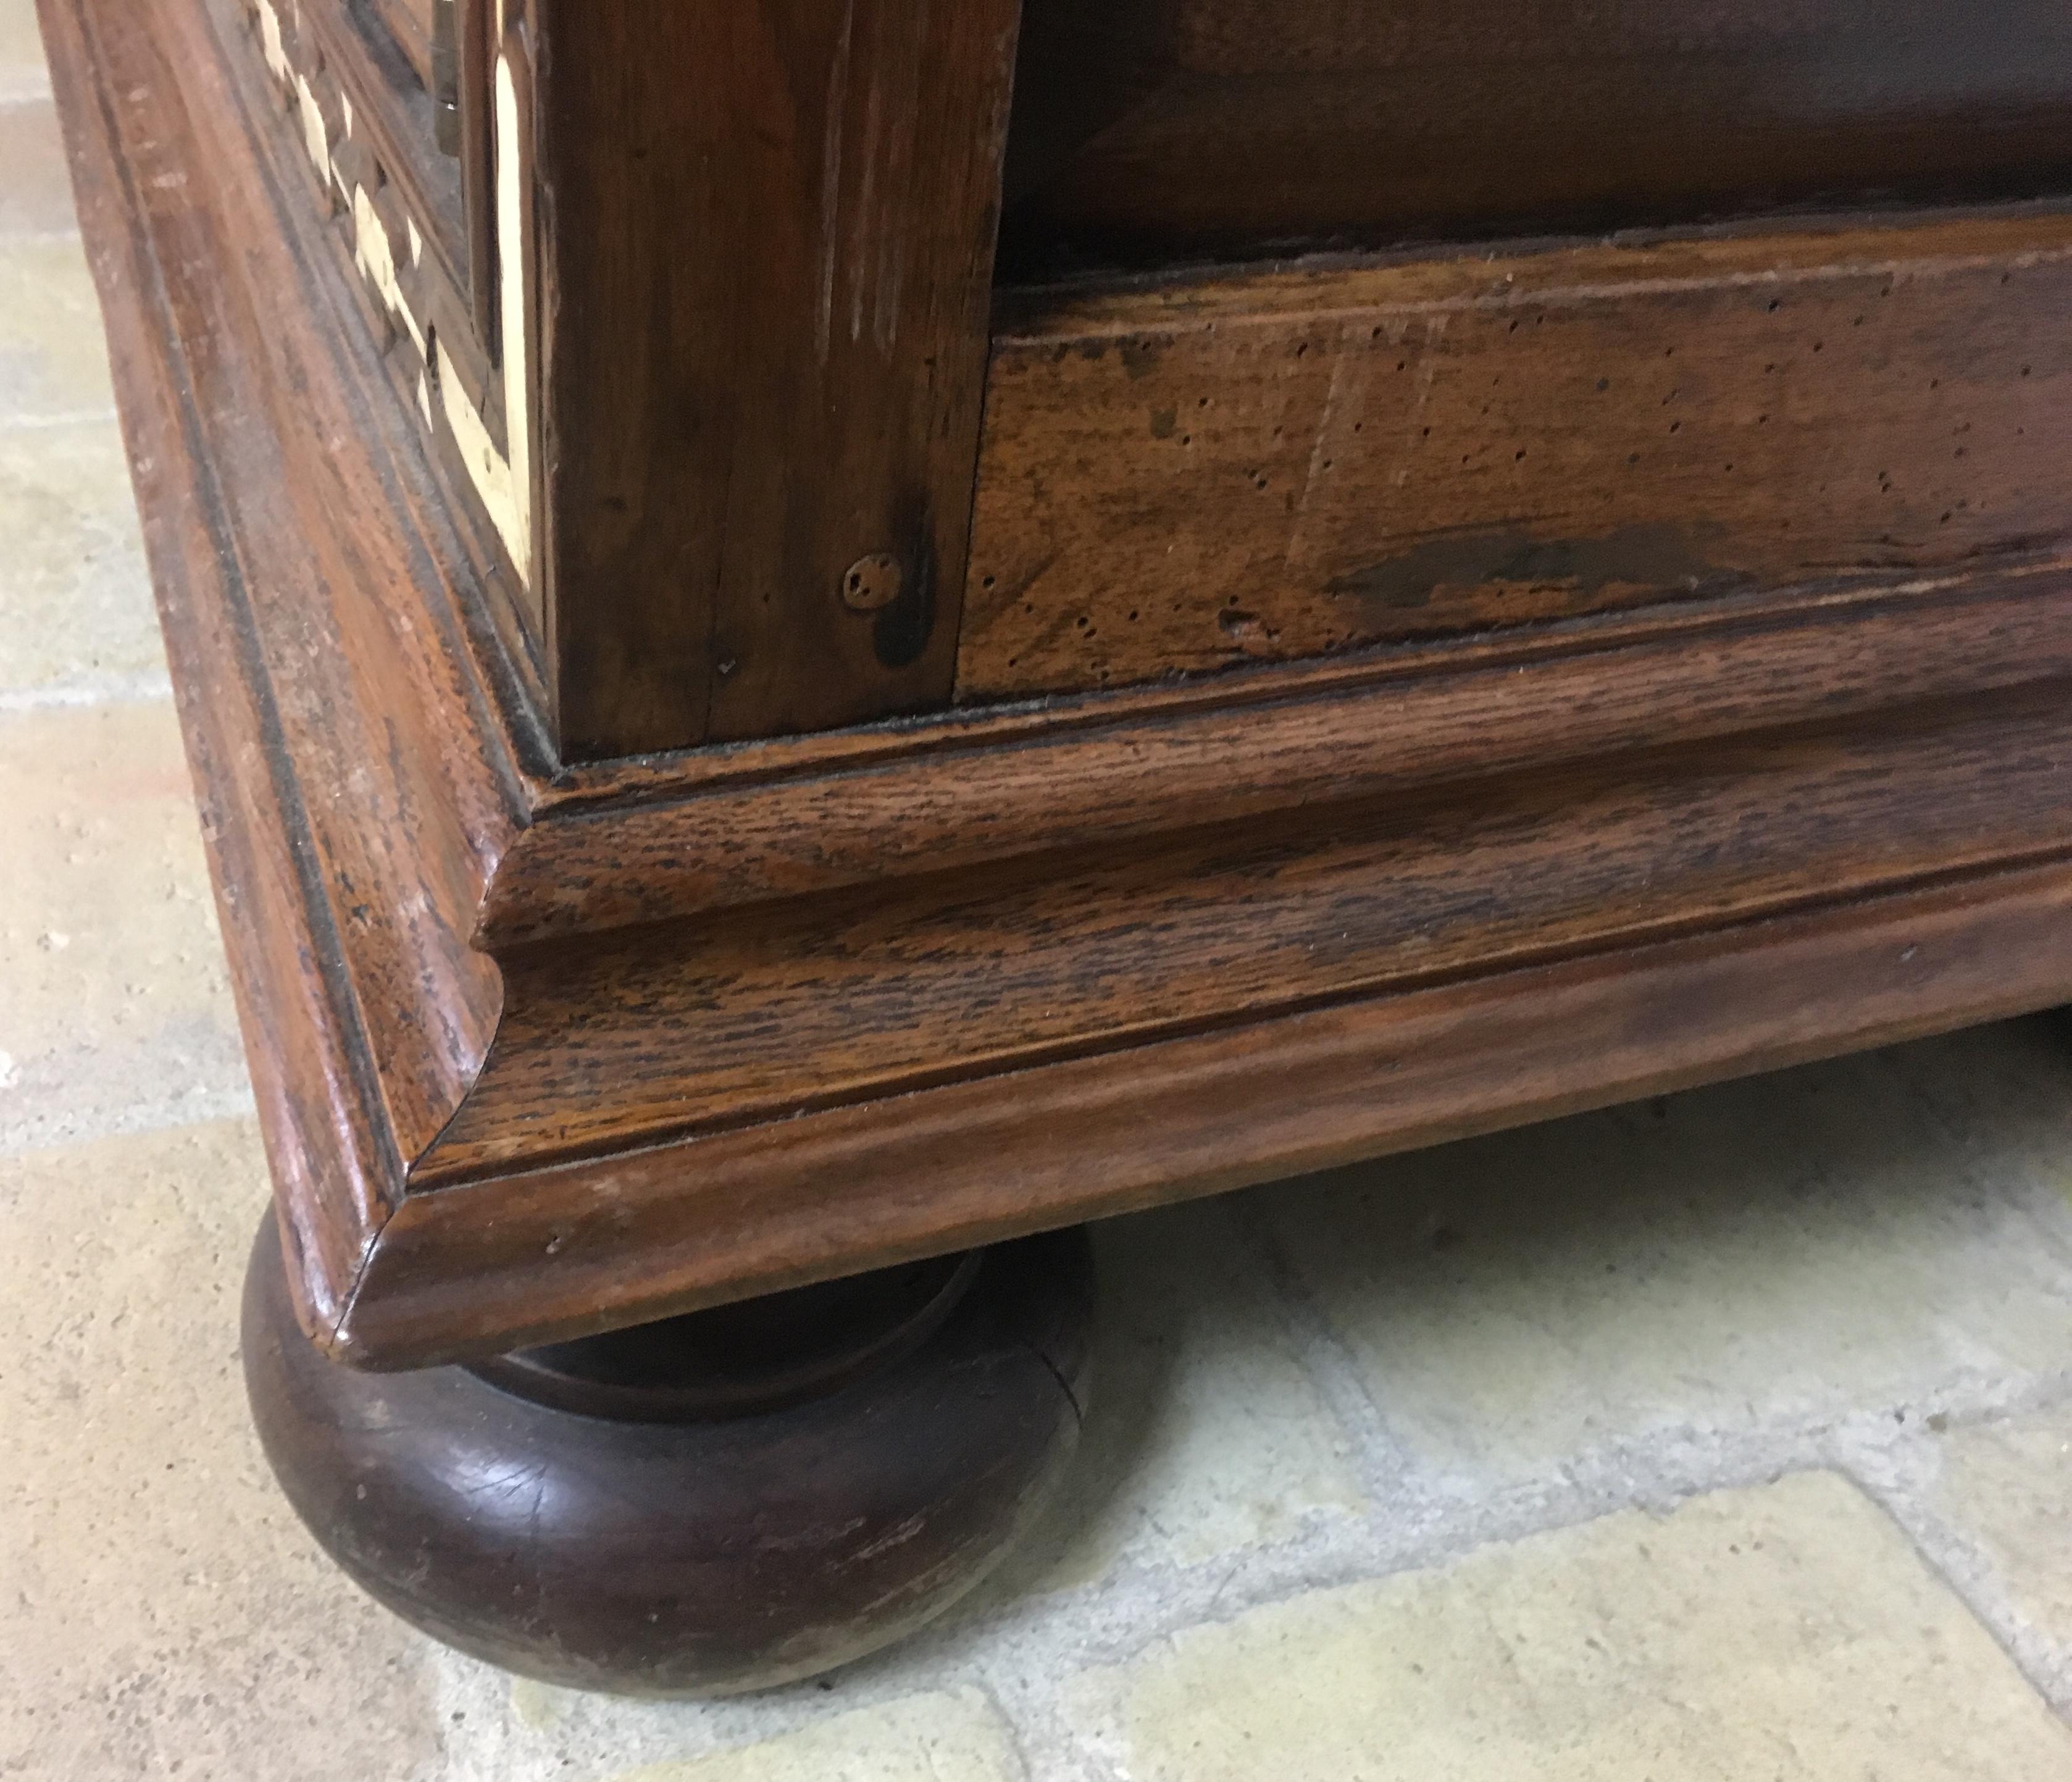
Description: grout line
xmin=426 ymin=1025 xmax=2072 ymax=1775
xmin=0 ymin=224 xmax=82 ymax=246
xmin=938 ymin=1366 xmax=2072 ymax=1683
xmin=978 ymin=1607 xmax=1132 ymax=1782
xmin=977 ymin=1678 xmax=1086 ymax=1782
xmin=646 ymin=1365 xmax=2072 ymax=1782
xmin=0 ymin=406 xmax=120 ymax=431
xmin=0 ymin=671 xmax=173 ymax=713
xmin=1834 ymin=1428 xmax=2072 ymax=1721
xmin=0 ymin=1081 xmax=257 ymax=1161
xmin=422 ymin=1360 xmax=2072 ymax=1781
xmin=1223 ymin=1190 xmax=1423 ymax=1502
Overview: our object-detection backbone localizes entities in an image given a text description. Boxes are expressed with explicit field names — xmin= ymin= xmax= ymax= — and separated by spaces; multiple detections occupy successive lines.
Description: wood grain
xmin=962 ymin=210 xmax=2072 ymax=697
xmin=1000 ymin=0 xmax=2072 ymax=268
xmin=228 ymin=0 xmax=537 ymax=662
xmin=247 ymin=1216 xmax=1092 ymax=1689
xmin=299 ymin=0 xmax=467 ymax=302
xmin=533 ymin=0 xmax=1024 ymax=756
xmin=359 ymin=0 xmax=432 ymax=91
xmin=356 ymin=858 xmax=2072 ymax=1365
xmin=49 ymin=0 xmax=2072 ymax=1369
xmin=428 ymin=687 xmax=2072 ymax=1183
xmin=485 ymin=566 xmax=2072 ymax=943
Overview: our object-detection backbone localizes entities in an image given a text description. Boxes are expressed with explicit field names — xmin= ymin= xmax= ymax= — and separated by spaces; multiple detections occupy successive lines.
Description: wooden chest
xmin=41 ymin=0 xmax=2072 ymax=1694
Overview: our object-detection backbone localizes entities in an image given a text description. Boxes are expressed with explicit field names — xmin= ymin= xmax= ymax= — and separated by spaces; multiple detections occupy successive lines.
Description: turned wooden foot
xmin=241 ymin=1215 xmax=1093 ymax=1696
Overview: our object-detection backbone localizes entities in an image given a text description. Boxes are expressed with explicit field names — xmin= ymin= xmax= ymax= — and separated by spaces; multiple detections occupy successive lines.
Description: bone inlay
xmin=244 ymin=0 xmax=532 ymax=590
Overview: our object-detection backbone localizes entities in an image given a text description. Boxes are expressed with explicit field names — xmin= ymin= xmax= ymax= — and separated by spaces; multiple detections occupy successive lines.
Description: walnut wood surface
xmin=44 ymin=0 xmax=2072 ymax=1366
xmin=963 ymin=211 xmax=2072 ymax=698
xmin=352 ymin=861 xmax=2072 ymax=1366
xmin=484 ymin=567 xmax=2072 ymax=943
xmin=245 ymin=1215 xmax=1093 ymax=1693
xmin=534 ymin=0 xmax=1023 ymax=755
xmin=427 ymin=684 xmax=2072 ymax=1184
xmin=226 ymin=0 xmax=537 ymax=671
xmin=217 ymin=0 xmax=1025 ymax=759
xmin=1001 ymin=0 xmax=2072 ymax=269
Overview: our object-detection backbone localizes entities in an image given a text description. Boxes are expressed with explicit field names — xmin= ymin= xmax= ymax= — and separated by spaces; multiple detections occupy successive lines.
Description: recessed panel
xmin=1002 ymin=0 xmax=2072 ymax=272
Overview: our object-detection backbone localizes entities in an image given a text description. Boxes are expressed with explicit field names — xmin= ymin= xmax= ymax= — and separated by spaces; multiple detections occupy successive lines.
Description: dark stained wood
xmin=963 ymin=211 xmax=2072 ymax=698
xmin=451 ymin=0 xmax=491 ymax=341
xmin=428 ymin=0 xmax=458 ymax=154
xmin=225 ymin=0 xmax=543 ymax=675
xmin=532 ymin=0 xmax=1024 ymax=755
xmin=428 ymin=684 xmax=2072 ymax=1184
xmin=351 ymin=860 xmax=2072 ymax=1366
xmin=180 ymin=0 xmax=2072 ymax=754
xmin=45 ymin=0 xmax=2072 ymax=1374
xmin=1001 ymin=0 xmax=2072 ymax=270
xmin=484 ymin=568 xmax=2072 ymax=942
xmin=435 ymin=561 xmax=2072 ymax=1011
xmin=244 ymin=1213 xmax=1092 ymax=1692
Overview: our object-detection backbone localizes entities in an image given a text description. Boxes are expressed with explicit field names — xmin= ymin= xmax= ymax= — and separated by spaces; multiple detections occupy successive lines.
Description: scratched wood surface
xmin=482 ymin=567 xmax=2072 ymax=945
xmin=533 ymin=0 xmax=1024 ymax=756
xmin=960 ymin=210 xmax=2072 ymax=698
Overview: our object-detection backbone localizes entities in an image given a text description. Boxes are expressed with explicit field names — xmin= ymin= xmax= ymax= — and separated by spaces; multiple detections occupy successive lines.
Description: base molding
xmin=343 ymin=854 xmax=2072 ymax=1366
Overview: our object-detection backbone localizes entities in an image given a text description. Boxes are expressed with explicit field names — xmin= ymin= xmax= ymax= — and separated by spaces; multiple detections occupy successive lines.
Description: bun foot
xmin=241 ymin=1215 xmax=1093 ymax=1696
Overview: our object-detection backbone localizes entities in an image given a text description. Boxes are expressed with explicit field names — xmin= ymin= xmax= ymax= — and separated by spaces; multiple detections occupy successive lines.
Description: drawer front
xmin=961 ymin=213 xmax=2072 ymax=700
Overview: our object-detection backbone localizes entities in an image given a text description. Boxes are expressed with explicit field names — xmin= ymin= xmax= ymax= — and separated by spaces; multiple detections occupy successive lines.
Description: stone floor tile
xmin=1932 ymin=1402 xmax=2072 ymax=1652
xmin=0 ymin=417 xmax=160 ymax=700
xmin=1875 ymin=1014 xmax=2072 ymax=1205
xmin=974 ymin=1200 xmax=1364 ymax=1600
xmin=1257 ymin=1039 xmax=2072 ymax=1491
xmin=0 ymin=232 xmax=117 ymax=419
xmin=0 ymin=1119 xmax=446 ymax=1781
xmin=1064 ymin=1470 xmax=2072 ymax=1781
xmin=0 ymin=0 xmax=48 ymax=103
xmin=603 ymin=1692 xmax=1024 ymax=1782
xmin=0 ymin=97 xmax=74 ymax=234
xmin=0 ymin=700 xmax=250 ymax=1152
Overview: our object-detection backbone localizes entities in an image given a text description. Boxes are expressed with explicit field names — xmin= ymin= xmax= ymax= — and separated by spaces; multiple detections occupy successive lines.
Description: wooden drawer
xmin=961 ymin=212 xmax=2072 ymax=698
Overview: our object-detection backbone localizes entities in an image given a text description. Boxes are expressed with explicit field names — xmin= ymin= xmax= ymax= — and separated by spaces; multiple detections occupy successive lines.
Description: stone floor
xmin=9 ymin=8 xmax=2072 ymax=1778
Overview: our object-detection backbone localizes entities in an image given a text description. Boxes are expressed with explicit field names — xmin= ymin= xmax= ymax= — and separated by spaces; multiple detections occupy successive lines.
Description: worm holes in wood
xmin=842 ymin=553 xmax=904 ymax=613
